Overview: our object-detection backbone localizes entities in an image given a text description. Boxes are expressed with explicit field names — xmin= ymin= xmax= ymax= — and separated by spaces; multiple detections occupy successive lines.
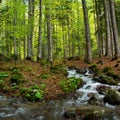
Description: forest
xmin=0 ymin=0 xmax=120 ymax=63
xmin=0 ymin=0 xmax=120 ymax=119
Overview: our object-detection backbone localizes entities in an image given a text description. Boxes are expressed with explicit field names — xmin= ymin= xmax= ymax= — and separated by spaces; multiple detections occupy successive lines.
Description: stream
xmin=0 ymin=69 xmax=120 ymax=120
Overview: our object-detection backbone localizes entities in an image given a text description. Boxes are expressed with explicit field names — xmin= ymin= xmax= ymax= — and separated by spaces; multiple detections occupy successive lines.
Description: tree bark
xmin=46 ymin=1 xmax=53 ymax=63
xmin=104 ymin=0 xmax=112 ymax=57
xmin=82 ymin=0 xmax=92 ymax=63
xmin=27 ymin=0 xmax=34 ymax=60
xmin=37 ymin=0 xmax=42 ymax=61
xmin=109 ymin=0 xmax=120 ymax=57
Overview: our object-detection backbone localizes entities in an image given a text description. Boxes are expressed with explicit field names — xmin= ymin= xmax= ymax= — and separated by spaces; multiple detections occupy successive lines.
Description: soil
xmin=0 ymin=57 xmax=120 ymax=101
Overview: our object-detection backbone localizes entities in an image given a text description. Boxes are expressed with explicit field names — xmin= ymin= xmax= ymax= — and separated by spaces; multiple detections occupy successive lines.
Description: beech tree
xmin=27 ymin=0 xmax=35 ymax=60
xmin=109 ymin=0 xmax=120 ymax=57
xmin=37 ymin=0 xmax=43 ymax=61
xmin=0 ymin=0 xmax=120 ymax=62
xmin=82 ymin=0 xmax=92 ymax=63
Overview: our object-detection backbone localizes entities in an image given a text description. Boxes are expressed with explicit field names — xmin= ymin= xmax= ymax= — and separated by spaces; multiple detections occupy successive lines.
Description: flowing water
xmin=0 ymin=69 xmax=120 ymax=120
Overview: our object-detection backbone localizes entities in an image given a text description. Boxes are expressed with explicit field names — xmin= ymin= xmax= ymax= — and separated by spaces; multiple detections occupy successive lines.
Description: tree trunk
xmin=37 ymin=0 xmax=42 ymax=61
xmin=27 ymin=0 xmax=34 ymax=60
xmin=46 ymin=1 xmax=53 ymax=63
xmin=82 ymin=0 xmax=92 ymax=63
xmin=104 ymin=0 xmax=112 ymax=57
xmin=109 ymin=0 xmax=120 ymax=57
xmin=13 ymin=0 xmax=17 ymax=55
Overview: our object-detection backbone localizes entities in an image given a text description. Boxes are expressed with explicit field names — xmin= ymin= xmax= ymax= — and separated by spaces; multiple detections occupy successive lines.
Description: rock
xmin=96 ymin=85 xmax=111 ymax=95
xmin=64 ymin=105 xmax=119 ymax=120
xmin=115 ymin=105 xmax=120 ymax=118
xmin=96 ymin=75 xmax=118 ymax=85
xmin=104 ymin=89 xmax=120 ymax=105
xmin=75 ymin=68 xmax=87 ymax=74
xmin=89 ymin=64 xmax=101 ymax=76
xmin=88 ymin=96 xmax=101 ymax=105
xmin=64 ymin=109 xmax=76 ymax=118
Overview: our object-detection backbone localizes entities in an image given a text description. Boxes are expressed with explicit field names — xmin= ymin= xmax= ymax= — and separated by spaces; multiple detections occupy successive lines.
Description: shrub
xmin=50 ymin=65 xmax=67 ymax=76
xmin=10 ymin=69 xmax=24 ymax=84
xmin=0 ymin=72 xmax=9 ymax=78
xmin=60 ymin=77 xmax=84 ymax=92
xmin=40 ymin=73 xmax=50 ymax=79
xmin=20 ymin=84 xmax=45 ymax=101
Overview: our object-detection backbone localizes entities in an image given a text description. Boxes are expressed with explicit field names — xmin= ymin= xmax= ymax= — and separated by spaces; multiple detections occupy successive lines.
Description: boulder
xmin=75 ymin=68 xmax=87 ymax=74
xmin=96 ymin=85 xmax=111 ymax=95
xmin=88 ymin=96 xmax=102 ymax=105
xmin=94 ymin=75 xmax=118 ymax=85
xmin=104 ymin=89 xmax=120 ymax=105
xmin=64 ymin=105 xmax=119 ymax=120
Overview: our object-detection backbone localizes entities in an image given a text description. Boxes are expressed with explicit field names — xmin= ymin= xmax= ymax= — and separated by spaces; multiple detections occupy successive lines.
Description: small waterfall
xmin=67 ymin=68 xmax=120 ymax=106
xmin=0 ymin=69 xmax=120 ymax=120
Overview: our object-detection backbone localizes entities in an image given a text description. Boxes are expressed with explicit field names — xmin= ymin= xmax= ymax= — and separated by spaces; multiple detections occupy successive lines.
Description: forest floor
xmin=0 ymin=57 xmax=120 ymax=101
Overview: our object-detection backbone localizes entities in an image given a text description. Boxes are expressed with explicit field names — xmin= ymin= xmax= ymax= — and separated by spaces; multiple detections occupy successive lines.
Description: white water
xmin=67 ymin=69 xmax=120 ymax=107
xmin=0 ymin=69 xmax=120 ymax=119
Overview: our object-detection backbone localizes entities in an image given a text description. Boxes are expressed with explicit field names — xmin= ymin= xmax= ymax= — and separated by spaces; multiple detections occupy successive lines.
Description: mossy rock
xmin=99 ymin=75 xmax=118 ymax=85
xmin=106 ymin=71 xmax=119 ymax=79
xmin=64 ymin=105 xmax=119 ymax=120
xmin=104 ymin=89 xmax=120 ymax=105
xmin=89 ymin=64 xmax=101 ymax=75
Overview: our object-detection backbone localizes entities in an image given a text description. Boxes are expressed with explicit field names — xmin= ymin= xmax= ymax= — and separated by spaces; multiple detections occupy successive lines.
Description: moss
xmin=103 ymin=66 xmax=112 ymax=73
xmin=99 ymin=75 xmax=118 ymax=85
xmin=89 ymin=64 xmax=101 ymax=75
xmin=106 ymin=71 xmax=119 ymax=79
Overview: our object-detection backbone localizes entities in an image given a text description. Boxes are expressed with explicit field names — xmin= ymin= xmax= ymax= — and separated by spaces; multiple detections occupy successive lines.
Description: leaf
xmin=0 ymin=72 xmax=9 ymax=77
xmin=35 ymin=91 xmax=43 ymax=99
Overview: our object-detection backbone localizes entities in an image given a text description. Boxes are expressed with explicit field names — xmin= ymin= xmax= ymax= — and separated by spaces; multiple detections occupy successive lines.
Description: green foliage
xmin=106 ymin=71 xmax=119 ymax=79
xmin=39 ymin=73 xmax=50 ymax=79
xmin=3 ymin=86 xmax=11 ymax=93
xmin=103 ymin=66 xmax=112 ymax=73
xmin=40 ymin=83 xmax=46 ymax=89
xmin=12 ymin=85 xmax=19 ymax=91
xmin=25 ymin=90 xmax=43 ymax=101
xmin=60 ymin=77 xmax=84 ymax=92
xmin=50 ymin=65 xmax=67 ymax=75
xmin=10 ymin=69 xmax=24 ymax=84
xmin=0 ymin=79 xmax=3 ymax=88
xmin=0 ymin=72 xmax=9 ymax=78
xmin=20 ymin=84 xmax=46 ymax=101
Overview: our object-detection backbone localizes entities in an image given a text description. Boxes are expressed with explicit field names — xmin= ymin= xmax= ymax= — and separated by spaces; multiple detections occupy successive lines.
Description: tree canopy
xmin=0 ymin=0 xmax=120 ymax=63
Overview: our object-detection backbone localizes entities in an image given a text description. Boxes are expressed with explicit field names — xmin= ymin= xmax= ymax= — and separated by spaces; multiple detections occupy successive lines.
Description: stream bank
xmin=0 ymin=68 xmax=120 ymax=120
